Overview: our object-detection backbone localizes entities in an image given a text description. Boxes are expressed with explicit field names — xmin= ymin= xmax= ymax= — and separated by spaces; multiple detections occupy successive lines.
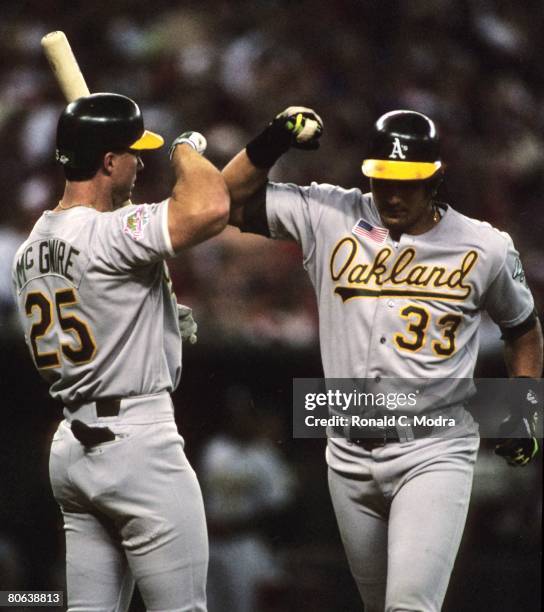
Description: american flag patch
xmin=352 ymin=219 xmax=389 ymax=243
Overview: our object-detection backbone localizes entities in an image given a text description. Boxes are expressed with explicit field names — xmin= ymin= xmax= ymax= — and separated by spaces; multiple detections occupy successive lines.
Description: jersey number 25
xmin=25 ymin=288 xmax=97 ymax=369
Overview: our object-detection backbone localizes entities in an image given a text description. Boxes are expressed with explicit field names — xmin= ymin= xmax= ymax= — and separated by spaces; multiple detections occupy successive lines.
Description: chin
xmin=381 ymin=216 xmax=407 ymax=230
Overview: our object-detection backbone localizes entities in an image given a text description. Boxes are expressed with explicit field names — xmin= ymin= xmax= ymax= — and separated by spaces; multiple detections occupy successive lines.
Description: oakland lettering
xmin=330 ymin=237 xmax=477 ymax=299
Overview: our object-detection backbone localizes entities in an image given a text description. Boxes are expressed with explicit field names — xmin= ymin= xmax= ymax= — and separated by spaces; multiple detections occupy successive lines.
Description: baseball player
xmin=222 ymin=108 xmax=543 ymax=611
xmin=12 ymin=93 xmax=229 ymax=611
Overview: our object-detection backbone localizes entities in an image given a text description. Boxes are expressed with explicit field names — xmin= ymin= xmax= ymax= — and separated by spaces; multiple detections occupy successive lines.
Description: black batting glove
xmin=495 ymin=386 xmax=540 ymax=467
xmin=245 ymin=106 xmax=323 ymax=169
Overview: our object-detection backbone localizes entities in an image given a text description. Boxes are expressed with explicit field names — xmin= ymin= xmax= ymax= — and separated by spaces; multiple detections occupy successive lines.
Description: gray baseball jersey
xmin=12 ymin=200 xmax=180 ymax=405
xmin=266 ymin=181 xmax=533 ymax=383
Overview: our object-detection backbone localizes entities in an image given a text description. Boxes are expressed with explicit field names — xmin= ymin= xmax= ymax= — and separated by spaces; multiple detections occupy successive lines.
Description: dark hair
xmin=63 ymin=166 xmax=100 ymax=182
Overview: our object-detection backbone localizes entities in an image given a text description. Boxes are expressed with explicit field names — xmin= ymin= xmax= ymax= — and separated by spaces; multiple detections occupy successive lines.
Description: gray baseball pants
xmin=49 ymin=393 xmax=208 ymax=612
xmin=328 ymin=435 xmax=479 ymax=612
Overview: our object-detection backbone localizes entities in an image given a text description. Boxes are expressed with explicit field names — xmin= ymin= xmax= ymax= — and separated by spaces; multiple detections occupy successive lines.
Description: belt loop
xmin=95 ymin=399 xmax=121 ymax=418
xmin=396 ymin=422 xmax=415 ymax=443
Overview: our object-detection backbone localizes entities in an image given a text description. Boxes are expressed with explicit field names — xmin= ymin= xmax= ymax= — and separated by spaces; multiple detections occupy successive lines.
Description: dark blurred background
xmin=0 ymin=1 xmax=542 ymax=610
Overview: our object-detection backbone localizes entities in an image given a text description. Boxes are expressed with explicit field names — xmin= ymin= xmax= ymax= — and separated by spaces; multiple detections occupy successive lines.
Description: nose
xmin=386 ymin=193 xmax=403 ymax=205
xmin=137 ymin=156 xmax=144 ymax=171
xmin=372 ymin=179 xmax=404 ymax=201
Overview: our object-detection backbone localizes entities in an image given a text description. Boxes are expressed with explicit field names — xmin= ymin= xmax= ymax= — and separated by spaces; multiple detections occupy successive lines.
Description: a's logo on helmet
xmin=55 ymin=149 xmax=70 ymax=165
xmin=389 ymin=137 xmax=407 ymax=160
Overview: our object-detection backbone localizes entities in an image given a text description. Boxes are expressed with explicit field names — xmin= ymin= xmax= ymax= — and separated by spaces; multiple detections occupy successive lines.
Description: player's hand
xmin=177 ymin=304 xmax=198 ymax=344
xmin=273 ymin=107 xmax=324 ymax=150
xmin=245 ymin=106 xmax=323 ymax=168
xmin=169 ymin=131 xmax=207 ymax=160
xmin=494 ymin=406 xmax=539 ymax=466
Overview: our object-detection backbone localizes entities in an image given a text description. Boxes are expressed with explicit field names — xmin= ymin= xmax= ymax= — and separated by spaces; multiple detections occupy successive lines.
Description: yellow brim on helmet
xmin=130 ymin=129 xmax=164 ymax=150
xmin=362 ymin=159 xmax=441 ymax=180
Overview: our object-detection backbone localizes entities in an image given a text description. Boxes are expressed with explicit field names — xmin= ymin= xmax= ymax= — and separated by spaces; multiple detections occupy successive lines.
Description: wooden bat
xmin=41 ymin=31 xmax=90 ymax=102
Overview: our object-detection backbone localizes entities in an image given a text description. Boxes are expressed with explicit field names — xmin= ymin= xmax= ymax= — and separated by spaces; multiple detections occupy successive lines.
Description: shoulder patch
xmin=512 ymin=256 xmax=528 ymax=286
xmin=122 ymin=206 xmax=150 ymax=241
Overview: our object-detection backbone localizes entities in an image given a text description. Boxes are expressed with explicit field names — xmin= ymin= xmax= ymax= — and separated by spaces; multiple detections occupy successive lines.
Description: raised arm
xmin=222 ymin=107 xmax=324 ymax=229
xmin=222 ymin=150 xmax=269 ymax=228
xmin=168 ymin=133 xmax=230 ymax=252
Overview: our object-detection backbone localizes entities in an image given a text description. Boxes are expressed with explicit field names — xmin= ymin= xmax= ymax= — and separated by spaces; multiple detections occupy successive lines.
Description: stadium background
xmin=0 ymin=1 xmax=542 ymax=610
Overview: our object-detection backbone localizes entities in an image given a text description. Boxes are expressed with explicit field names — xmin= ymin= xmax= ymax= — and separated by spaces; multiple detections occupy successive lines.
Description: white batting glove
xmin=177 ymin=304 xmax=198 ymax=344
xmin=276 ymin=106 xmax=324 ymax=148
xmin=245 ymin=106 xmax=323 ymax=168
xmin=169 ymin=131 xmax=207 ymax=159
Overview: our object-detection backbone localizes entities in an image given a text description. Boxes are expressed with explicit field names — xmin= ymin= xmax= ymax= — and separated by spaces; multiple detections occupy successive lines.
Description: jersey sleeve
xmin=265 ymin=181 xmax=328 ymax=263
xmin=482 ymin=233 xmax=535 ymax=328
xmin=94 ymin=200 xmax=175 ymax=271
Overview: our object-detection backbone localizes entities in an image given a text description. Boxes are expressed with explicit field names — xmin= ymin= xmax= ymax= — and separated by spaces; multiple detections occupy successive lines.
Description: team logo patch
xmin=352 ymin=219 xmax=389 ymax=244
xmin=512 ymin=256 xmax=528 ymax=286
xmin=123 ymin=206 xmax=150 ymax=241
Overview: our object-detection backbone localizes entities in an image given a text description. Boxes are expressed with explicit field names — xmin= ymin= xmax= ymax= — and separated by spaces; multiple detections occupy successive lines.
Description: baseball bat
xmin=41 ymin=31 xmax=90 ymax=102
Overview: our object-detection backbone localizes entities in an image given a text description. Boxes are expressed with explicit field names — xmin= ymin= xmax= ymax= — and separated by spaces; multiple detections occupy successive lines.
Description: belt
xmin=67 ymin=399 xmax=121 ymax=447
xmin=331 ymin=424 xmax=432 ymax=450
xmin=66 ymin=398 xmax=121 ymax=418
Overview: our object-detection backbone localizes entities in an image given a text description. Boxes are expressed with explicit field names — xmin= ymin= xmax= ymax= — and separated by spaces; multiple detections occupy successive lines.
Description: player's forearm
xmin=168 ymin=144 xmax=230 ymax=251
xmin=222 ymin=150 xmax=269 ymax=228
xmin=503 ymin=319 xmax=543 ymax=377
xmin=223 ymin=108 xmax=323 ymax=228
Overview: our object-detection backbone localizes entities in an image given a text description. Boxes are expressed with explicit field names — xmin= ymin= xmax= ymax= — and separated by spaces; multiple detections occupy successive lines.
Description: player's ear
xmin=427 ymin=170 xmax=444 ymax=199
xmin=102 ymin=151 xmax=116 ymax=176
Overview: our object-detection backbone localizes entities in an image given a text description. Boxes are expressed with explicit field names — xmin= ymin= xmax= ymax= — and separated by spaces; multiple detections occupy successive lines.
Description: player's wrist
xmin=245 ymin=120 xmax=292 ymax=169
xmin=169 ymin=132 xmax=207 ymax=160
xmin=513 ymin=376 xmax=541 ymax=420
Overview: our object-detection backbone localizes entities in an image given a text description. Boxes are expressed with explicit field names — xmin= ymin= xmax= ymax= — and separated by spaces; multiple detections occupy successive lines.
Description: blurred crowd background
xmin=0 ymin=0 xmax=542 ymax=610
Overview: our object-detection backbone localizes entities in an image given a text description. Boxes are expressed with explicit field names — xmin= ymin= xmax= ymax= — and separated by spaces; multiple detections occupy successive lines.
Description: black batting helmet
xmin=362 ymin=110 xmax=441 ymax=181
xmin=56 ymin=93 xmax=163 ymax=171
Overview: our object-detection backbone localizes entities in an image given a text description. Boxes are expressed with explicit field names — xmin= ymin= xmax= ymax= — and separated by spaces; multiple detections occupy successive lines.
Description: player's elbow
xmin=201 ymin=174 xmax=230 ymax=234
xmin=228 ymin=206 xmax=244 ymax=229
xmin=204 ymin=186 xmax=230 ymax=237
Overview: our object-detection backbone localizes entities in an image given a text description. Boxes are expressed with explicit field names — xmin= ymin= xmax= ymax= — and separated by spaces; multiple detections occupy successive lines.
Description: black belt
xmin=66 ymin=398 xmax=121 ymax=417
xmin=68 ymin=399 xmax=121 ymax=447
xmin=332 ymin=424 xmax=432 ymax=451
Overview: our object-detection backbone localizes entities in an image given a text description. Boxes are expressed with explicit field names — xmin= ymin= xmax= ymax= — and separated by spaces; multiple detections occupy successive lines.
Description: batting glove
xmin=245 ymin=106 xmax=324 ymax=168
xmin=169 ymin=131 xmax=207 ymax=160
xmin=495 ymin=387 xmax=540 ymax=467
xmin=177 ymin=304 xmax=198 ymax=344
